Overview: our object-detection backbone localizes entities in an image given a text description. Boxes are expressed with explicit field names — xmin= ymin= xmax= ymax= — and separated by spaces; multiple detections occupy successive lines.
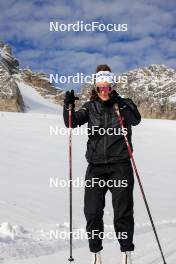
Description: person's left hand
xmin=109 ymin=90 xmax=126 ymax=107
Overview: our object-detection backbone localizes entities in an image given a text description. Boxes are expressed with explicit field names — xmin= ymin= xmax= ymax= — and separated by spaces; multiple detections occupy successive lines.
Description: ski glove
xmin=64 ymin=90 xmax=79 ymax=108
xmin=109 ymin=90 xmax=126 ymax=108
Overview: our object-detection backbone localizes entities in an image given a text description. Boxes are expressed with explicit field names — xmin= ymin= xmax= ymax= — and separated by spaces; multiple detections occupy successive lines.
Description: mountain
xmin=0 ymin=42 xmax=176 ymax=119
xmin=20 ymin=68 xmax=65 ymax=105
xmin=0 ymin=42 xmax=24 ymax=112
xmin=80 ymin=64 xmax=176 ymax=120
xmin=0 ymin=42 xmax=64 ymax=113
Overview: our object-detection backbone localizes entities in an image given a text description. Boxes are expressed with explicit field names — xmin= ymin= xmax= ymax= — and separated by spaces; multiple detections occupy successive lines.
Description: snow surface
xmin=0 ymin=81 xmax=176 ymax=263
xmin=16 ymin=81 xmax=61 ymax=114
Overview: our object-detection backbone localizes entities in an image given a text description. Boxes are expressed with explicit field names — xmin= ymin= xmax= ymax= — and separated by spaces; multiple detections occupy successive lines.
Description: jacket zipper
xmin=104 ymin=110 xmax=108 ymax=164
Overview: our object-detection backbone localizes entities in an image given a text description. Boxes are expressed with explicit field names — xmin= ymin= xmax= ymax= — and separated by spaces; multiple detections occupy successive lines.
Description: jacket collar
xmin=97 ymin=97 xmax=113 ymax=108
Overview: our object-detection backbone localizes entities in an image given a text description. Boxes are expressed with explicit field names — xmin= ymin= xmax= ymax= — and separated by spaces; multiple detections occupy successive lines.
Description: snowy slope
xmin=0 ymin=83 xmax=176 ymax=263
xmin=16 ymin=80 xmax=61 ymax=114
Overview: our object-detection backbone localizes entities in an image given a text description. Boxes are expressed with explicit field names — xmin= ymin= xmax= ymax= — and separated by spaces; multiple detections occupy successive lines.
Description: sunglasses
xmin=96 ymin=86 xmax=112 ymax=93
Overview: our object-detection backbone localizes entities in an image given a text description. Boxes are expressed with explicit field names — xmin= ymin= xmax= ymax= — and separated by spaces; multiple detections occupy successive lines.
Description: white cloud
xmin=0 ymin=0 xmax=175 ymax=84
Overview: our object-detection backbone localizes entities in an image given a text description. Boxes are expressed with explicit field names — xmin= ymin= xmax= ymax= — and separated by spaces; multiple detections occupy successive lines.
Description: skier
xmin=63 ymin=64 xmax=141 ymax=264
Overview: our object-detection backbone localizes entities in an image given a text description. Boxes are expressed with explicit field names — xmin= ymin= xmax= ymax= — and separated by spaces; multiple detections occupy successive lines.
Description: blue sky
xmin=0 ymin=0 xmax=176 ymax=89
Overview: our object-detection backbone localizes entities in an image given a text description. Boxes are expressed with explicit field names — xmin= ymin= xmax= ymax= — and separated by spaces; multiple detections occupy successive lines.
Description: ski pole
xmin=68 ymin=104 xmax=74 ymax=262
xmin=114 ymin=103 xmax=167 ymax=264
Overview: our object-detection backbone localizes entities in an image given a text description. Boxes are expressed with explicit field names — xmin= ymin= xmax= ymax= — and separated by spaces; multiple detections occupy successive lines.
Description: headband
xmin=94 ymin=71 xmax=115 ymax=86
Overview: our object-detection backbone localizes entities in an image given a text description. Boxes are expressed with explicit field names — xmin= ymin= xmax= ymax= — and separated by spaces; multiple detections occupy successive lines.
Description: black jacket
xmin=63 ymin=97 xmax=141 ymax=164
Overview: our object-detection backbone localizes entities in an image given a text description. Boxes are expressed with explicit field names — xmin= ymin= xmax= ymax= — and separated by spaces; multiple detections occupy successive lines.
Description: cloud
xmin=0 ymin=0 xmax=175 ymax=90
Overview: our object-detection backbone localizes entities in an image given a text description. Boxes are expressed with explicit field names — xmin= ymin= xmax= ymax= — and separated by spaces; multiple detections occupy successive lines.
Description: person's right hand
xmin=64 ymin=90 xmax=79 ymax=108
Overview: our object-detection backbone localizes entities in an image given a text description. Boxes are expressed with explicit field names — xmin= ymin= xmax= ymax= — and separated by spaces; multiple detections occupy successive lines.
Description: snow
xmin=0 ymin=47 xmax=8 ymax=60
xmin=0 ymin=81 xmax=176 ymax=263
xmin=121 ymin=65 xmax=176 ymax=106
xmin=16 ymin=81 xmax=61 ymax=114
xmin=0 ymin=222 xmax=27 ymax=241
xmin=169 ymin=94 xmax=176 ymax=103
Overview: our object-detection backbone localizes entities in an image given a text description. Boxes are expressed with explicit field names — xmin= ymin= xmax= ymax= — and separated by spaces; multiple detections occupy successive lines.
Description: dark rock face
xmin=0 ymin=43 xmax=24 ymax=112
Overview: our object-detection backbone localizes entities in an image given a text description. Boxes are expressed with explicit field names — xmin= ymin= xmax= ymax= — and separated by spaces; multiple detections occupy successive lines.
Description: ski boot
xmin=91 ymin=251 xmax=102 ymax=264
xmin=122 ymin=251 xmax=133 ymax=264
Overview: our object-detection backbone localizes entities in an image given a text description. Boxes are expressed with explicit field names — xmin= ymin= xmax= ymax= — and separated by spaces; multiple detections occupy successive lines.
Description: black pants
xmin=84 ymin=160 xmax=135 ymax=253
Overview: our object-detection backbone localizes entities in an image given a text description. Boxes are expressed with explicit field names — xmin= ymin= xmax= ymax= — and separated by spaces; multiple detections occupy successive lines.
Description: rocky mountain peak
xmin=80 ymin=64 xmax=176 ymax=119
xmin=0 ymin=42 xmax=175 ymax=119
xmin=0 ymin=42 xmax=24 ymax=112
